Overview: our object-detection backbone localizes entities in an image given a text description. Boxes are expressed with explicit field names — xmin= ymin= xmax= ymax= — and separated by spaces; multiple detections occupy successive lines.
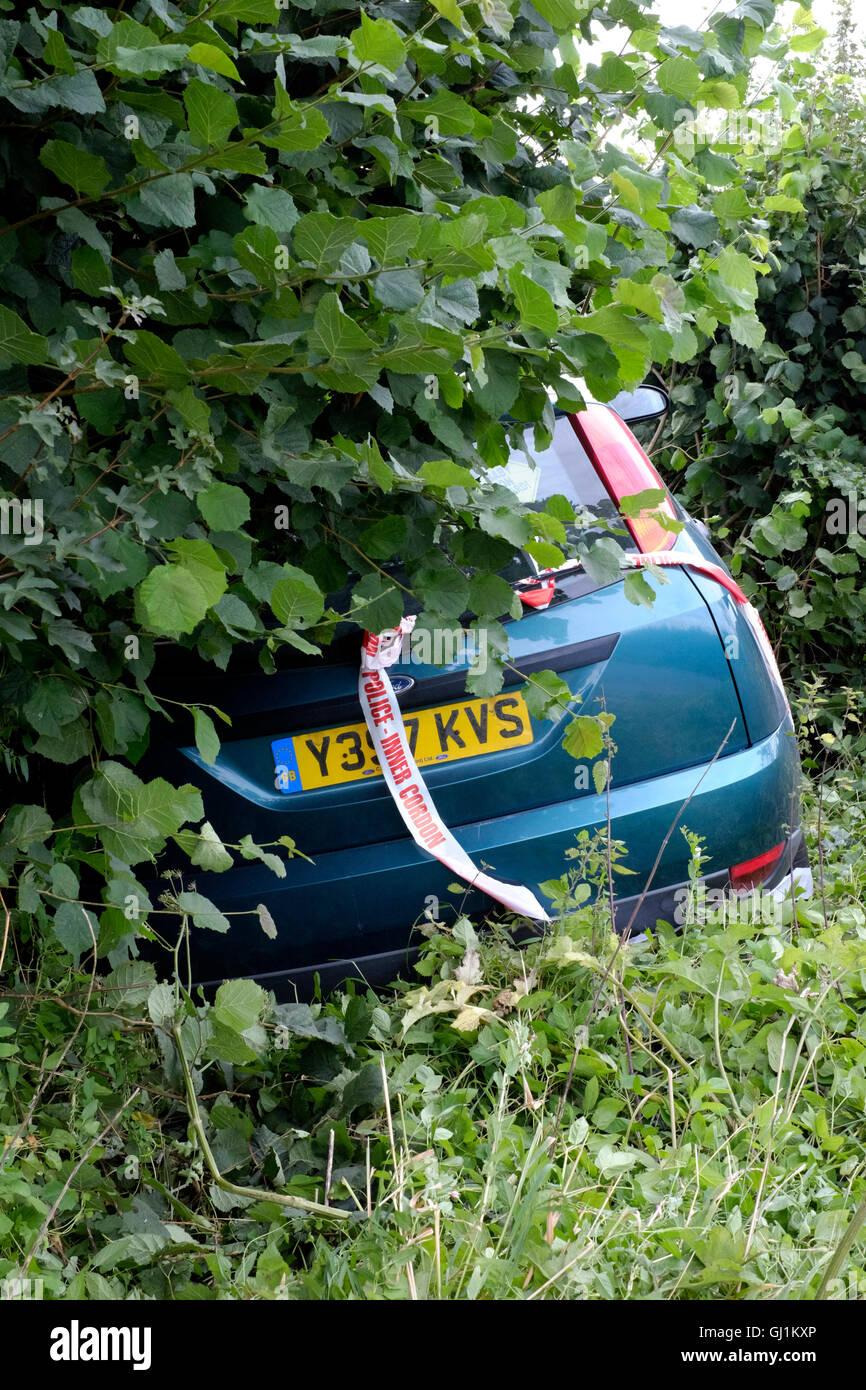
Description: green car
xmin=147 ymin=385 xmax=811 ymax=994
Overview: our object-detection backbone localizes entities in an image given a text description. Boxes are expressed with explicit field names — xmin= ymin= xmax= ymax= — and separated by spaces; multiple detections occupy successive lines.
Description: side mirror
xmin=604 ymin=385 xmax=670 ymax=424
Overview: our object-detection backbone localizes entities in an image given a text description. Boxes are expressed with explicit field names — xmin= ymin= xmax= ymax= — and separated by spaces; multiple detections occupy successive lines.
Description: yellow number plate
xmin=271 ymin=693 xmax=533 ymax=793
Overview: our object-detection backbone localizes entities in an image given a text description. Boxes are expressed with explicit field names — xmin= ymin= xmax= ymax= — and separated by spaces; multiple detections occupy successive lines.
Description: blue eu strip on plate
xmin=271 ymin=736 xmax=303 ymax=794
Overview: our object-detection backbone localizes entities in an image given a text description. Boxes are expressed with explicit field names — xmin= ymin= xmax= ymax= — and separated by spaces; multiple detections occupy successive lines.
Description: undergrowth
xmin=2 ymin=718 xmax=866 ymax=1301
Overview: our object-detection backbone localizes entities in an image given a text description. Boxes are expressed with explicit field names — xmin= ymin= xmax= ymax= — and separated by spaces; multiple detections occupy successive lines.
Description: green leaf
xmin=147 ymin=983 xmax=177 ymax=1027
xmin=699 ymin=80 xmax=741 ymax=110
xmin=0 ymin=306 xmax=48 ymax=366
xmin=592 ymin=53 xmax=635 ymax=93
xmin=719 ymin=247 xmax=759 ymax=295
xmin=413 ymin=561 xmax=469 ymax=619
xmin=233 ymin=223 xmax=283 ymax=289
xmin=125 ymin=330 xmax=191 ymax=385
xmin=138 ymin=541 xmax=227 ymax=637
xmin=670 ymin=205 xmax=719 ymax=248
xmin=168 ymin=384 xmax=210 ymax=433
xmin=1 ymin=805 xmax=53 ymax=853
xmin=349 ymin=13 xmax=406 ymax=72
xmin=262 ymin=102 xmax=330 ymax=153
xmin=183 ymin=77 xmax=237 ymax=146
xmin=361 ymin=215 xmax=420 ymax=265
xmin=420 ymin=458 xmax=477 ymax=489
xmin=97 ymin=18 xmax=188 ymax=76
xmin=244 ymin=185 xmax=299 ymax=241
xmin=787 ymin=309 xmax=815 ymax=337
xmin=469 ymin=573 xmax=518 ymax=619
xmin=52 ymin=902 xmax=95 ymax=962
xmin=177 ymin=891 xmax=230 ymax=933
xmin=137 ymin=173 xmax=197 ymax=228
xmin=657 ymin=54 xmax=701 ymax=100
xmin=712 ymin=186 xmax=753 ymax=221
xmin=308 ymin=291 xmax=375 ymax=360
xmin=270 ymin=566 xmax=325 ymax=628
xmin=198 ymin=481 xmax=250 ymax=531
xmin=238 ymin=834 xmax=286 ymax=879
xmin=524 ymin=540 xmax=564 ymax=572
xmin=405 ymin=90 xmax=478 ymax=137
xmin=154 ymin=248 xmax=186 ymax=291
xmin=508 ymin=267 xmax=558 ymax=335
xmin=764 ymin=193 xmax=806 ymax=214
xmin=729 ymin=311 xmax=766 ymax=348
xmin=104 ymin=960 xmax=157 ymax=1008
xmin=79 ymin=762 xmax=203 ymax=864
xmin=429 ymin=0 xmax=465 ymax=27
xmin=188 ymin=42 xmax=240 ymax=79
xmin=523 ymin=670 xmax=571 ymax=721
xmin=194 ymin=709 xmax=220 ymax=765
xmin=563 ymin=715 xmax=604 ymax=760
xmin=530 ymin=0 xmax=591 ymax=31
xmin=39 ymin=139 xmax=110 ymax=197
xmin=206 ymin=1021 xmax=259 ymax=1064
xmin=213 ymin=978 xmax=268 ymax=1032
xmin=293 ymin=213 xmax=360 ymax=269
xmin=350 ymin=574 xmax=403 ymax=632
xmin=623 ymin=569 xmax=657 ymax=607
xmin=184 ymin=821 xmax=234 ymax=872
xmin=358 ymin=514 xmax=407 ymax=559
xmin=258 ymin=903 xmax=277 ymax=939
xmin=789 ymin=27 xmax=827 ymax=52
xmin=581 ymin=536 xmax=624 ymax=588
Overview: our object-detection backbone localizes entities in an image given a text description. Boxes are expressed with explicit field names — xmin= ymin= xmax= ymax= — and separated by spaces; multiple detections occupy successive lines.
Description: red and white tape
xmin=516 ymin=550 xmax=750 ymax=611
xmin=359 ymin=617 xmax=551 ymax=923
xmin=517 ymin=549 xmax=790 ymax=709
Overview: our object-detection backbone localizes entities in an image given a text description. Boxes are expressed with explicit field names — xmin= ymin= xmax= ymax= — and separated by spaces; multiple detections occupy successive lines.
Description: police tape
xmin=516 ymin=550 xmax=749 ymax=610
xmin=359 ymin=617 xmax=551 ymax=923
xmin=517 ymin=549 xmax=791 ymax=713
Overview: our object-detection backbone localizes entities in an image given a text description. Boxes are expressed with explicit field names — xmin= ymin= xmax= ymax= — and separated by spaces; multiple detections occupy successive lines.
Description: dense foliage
xmin=3 ymin=783 xmax=866 ymax=1301
xmin=0 ymin=0 xmax=822 ymax=963
xmin=659 ymin=29 xmax=866 ymax=692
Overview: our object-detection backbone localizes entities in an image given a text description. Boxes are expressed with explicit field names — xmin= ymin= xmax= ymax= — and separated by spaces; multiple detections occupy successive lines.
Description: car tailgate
xmin=149 ymin=567 xmax=747 ymax=858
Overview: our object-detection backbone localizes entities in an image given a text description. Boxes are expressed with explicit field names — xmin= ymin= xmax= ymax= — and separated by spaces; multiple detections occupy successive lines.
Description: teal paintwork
xmin=145 ymin=403 xmax=806 ymax=990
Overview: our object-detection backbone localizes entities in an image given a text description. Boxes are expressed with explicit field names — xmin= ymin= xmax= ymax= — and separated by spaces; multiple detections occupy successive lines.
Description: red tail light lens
xmin=569 ymin=404 xmax=678 ymax=553
xmin=730 ymin=841 xmax=786 ymax=893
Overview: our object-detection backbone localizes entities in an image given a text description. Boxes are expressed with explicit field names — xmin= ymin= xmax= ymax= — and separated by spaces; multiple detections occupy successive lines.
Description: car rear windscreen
xmin=490 ymin=415 xmax=631 ymax=553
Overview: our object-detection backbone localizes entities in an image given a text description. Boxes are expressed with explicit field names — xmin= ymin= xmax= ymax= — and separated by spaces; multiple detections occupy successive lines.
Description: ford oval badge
xmin=390 ymin=675 xmax=415 ymax=694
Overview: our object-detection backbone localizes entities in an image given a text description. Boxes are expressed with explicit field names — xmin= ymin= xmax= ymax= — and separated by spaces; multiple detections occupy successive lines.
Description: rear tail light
xmin=569 ymin=404 xmax=678 ymax=553
xmin=730 ymin=841 xmax=786 ymax=893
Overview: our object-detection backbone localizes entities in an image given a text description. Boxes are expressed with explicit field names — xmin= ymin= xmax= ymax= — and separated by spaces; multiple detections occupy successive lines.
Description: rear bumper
xmin=178 ymin=718 xmax=803 ymax=993
xmin=191 ymin=827 xmax=810 ymax=1000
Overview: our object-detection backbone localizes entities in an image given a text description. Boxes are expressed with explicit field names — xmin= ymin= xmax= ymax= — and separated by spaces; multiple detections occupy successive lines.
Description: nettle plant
xmin=0 ymin=0 xmax=800 ymax=971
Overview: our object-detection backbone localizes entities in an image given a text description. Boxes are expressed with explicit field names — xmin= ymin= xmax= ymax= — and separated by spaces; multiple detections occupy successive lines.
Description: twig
xmin=0 ymin=911 xmax=99 ymax=1174
xmin=620 ymin=719 xmax=737 ymax=939
xmin=324 ymin=1128 xmax=335 ymax=1206
xmin=173 ymin=1025 xmax=349 ymax=1222
xmin=380 ymin=1052 xmax=398 ymax=1176
xmin=816 ymin=1189 xmax=866 ymax=1299
xmin=22 ymin=1088 xmax=141 ymax=1271
xmin=0 ymin=886 xmax=10 ymax=977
